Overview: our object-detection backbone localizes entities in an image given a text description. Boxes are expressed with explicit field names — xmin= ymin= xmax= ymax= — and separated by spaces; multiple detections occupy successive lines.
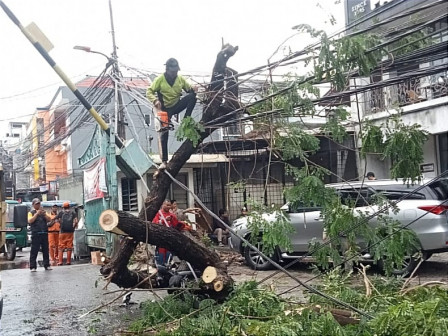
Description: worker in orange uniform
xmin=47 ymin=204 xmax=60 ymax=266
xmin=56 ymin=202 xmax=78 ymax=266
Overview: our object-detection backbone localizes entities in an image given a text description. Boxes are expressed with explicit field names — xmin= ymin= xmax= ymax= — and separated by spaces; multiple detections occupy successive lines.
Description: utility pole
xmin=105 ymin=0 xmax=122 ymax=258
xmin=109 ymin=0 xmax=126 ymax=141
xmin=73 ymin=1 xmax=123 ymax=257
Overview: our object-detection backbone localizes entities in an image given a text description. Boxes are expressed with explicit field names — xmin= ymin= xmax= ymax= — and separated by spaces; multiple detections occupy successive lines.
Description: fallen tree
xmin=100 ymin=44 xmax=240 ymax=298
xmin=99 ymin=210 xmax=232 ymax=298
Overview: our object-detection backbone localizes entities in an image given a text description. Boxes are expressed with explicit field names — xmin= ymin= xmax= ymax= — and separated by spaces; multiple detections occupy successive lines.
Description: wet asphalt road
xmin=0 ymin=249 xmax=148 ymax=336
xmin=1 ymin=248 xmax=447 ymax=336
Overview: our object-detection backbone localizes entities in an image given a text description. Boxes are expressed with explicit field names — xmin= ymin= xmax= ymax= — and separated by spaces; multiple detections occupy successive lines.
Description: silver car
xmin=231 ymin=178 xmax=448 ymax=274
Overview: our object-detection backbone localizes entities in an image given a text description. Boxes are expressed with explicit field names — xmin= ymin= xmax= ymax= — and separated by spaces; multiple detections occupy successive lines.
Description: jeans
xmin=30 ymin=233 xmax=50 ymax=269
xmin=159 ymin=92 xmax=197 ymax=162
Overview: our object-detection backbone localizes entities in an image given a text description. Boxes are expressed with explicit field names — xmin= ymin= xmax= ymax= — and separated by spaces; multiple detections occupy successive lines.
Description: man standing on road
xmin=28 ymin=198 xmax=52 ymax=271
xmin=47 ymin=204 xmax=60 ymax=266
xmin=146 ymin=58 xmax=197 ymax=170
xmin=56 ymin=202 xmax=78 ymax=266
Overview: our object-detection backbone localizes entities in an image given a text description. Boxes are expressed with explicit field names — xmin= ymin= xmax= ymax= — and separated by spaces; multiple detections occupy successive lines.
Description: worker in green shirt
xmin=147 ymin=58 xmax=197 ymax=170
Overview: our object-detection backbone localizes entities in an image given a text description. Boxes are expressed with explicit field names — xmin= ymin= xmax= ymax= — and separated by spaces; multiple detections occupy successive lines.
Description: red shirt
xmin=152 ymin=210 xmax=179 ymax=228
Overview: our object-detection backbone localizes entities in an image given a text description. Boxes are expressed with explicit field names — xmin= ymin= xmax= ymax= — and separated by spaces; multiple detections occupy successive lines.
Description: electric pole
xmin=109 ymin=0 xmax=126 ymax=141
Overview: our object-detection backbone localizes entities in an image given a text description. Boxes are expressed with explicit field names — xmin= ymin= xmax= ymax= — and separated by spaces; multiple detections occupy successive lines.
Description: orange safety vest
xmin=48 ymin=212 xmax=61 ymax=233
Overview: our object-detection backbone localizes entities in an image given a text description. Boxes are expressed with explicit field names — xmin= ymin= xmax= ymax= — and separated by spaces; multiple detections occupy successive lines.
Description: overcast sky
xmin=0 ymin=0 xmax=345 ymax=135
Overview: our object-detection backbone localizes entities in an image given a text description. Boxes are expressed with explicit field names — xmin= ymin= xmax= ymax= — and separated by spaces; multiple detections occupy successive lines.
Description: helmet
xmin=62 ymin=201 xmax=70 ymax=208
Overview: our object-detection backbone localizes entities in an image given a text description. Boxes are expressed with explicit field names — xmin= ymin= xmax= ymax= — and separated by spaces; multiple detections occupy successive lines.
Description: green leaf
xmin=175 ymin=116 xmax=205 ymax=147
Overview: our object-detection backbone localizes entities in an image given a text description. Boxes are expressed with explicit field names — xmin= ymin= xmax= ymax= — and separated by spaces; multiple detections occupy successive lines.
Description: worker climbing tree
xmin=146 ymin=58 xmax=197 ymax=170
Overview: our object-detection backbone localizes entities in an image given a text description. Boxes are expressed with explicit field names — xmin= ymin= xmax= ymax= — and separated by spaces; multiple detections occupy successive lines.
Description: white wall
xmin=421 ymin=135 xmax=438 ymax=179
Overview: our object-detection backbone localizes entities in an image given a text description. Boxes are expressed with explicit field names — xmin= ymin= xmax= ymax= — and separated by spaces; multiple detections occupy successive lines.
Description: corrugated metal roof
xmin=75 ymin=76 xmax=149 ymax=88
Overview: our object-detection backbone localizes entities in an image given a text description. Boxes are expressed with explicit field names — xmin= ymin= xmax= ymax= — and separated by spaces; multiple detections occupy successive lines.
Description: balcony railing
xmin=365 ymin=72 xmax=448 ymax=114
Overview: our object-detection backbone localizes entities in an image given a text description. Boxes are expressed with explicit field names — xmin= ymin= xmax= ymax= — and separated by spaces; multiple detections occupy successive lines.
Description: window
xmin=36 ymin=118 xmax=45 ymax=145
xmin=144 ymin=114 xmax=151 ymax=126
xmin=338 ymin=188 xmax=371 ymax=207
xmin=121 ymin=178 xmax=138 ymax=211
xmin=169 ymin=173 xmax=188 ymax=210
xmin=52 ymin=110 xmax=67 ymax=138
xmin=288 ymin=202 xmax=322 ymax=213
xmin=429 ymin=180 xmax=448 ymax=200
xmin=374 ymin=190 xmax=426 ymax=200
xmin=6 ymin=203 xmax=16 ymax=222
xmin=373 ymin=184 xmax=430 ymax=200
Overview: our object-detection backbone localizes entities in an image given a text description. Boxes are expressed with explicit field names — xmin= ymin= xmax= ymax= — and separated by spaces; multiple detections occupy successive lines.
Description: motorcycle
xmin=154 ymin=256 xmax=201 ymax=294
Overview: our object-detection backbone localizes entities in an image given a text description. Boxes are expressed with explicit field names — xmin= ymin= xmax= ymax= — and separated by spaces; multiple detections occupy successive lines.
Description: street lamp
xmin=73 ymin=45 xmax=115 ymax=67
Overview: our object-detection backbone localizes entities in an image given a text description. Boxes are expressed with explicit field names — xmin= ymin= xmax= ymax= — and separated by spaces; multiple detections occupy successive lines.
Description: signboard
xmin=346 ymin=0 xmax=371 ymax=24
xmin=420 ymin=163 xmax=435 ymax=173
xmin=83 ymin=158 xmax=108 ymax=202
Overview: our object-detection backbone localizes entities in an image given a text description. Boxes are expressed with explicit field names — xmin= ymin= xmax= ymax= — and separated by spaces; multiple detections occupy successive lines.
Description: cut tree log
xmin=100 ymin=44 xmax=239 ymax=300
xmin=100 ymin=210 xmax=234 ymax=299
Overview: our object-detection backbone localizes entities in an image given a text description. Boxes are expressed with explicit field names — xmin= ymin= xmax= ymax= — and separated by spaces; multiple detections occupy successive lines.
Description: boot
xmin=66 ymin=250 xmax=72 ymax=265
xmin=57 ymin=249 xmax=64 ymax=266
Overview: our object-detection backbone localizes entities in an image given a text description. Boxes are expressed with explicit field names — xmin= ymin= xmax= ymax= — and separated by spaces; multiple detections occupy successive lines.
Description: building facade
xmin=344 ymin=0 xmax=448 ymax=179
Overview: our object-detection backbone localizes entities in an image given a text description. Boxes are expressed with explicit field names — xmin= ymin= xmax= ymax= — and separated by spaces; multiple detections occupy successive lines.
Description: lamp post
xmin=73 ymin=45 xmax=111 ymax=62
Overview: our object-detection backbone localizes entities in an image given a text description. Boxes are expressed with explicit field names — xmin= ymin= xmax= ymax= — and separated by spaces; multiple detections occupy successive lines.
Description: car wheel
xmin=379 ymin=251 xmax=421 ymax=277
xmin=5 ymin=241 xmax=17 ymax=261
xmin=243 ymin=238 xmax=277 ymax=271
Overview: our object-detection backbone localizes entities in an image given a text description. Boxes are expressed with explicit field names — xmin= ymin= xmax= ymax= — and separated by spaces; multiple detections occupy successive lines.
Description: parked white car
xmin=231 ymin=178 xmax=448 ymax=275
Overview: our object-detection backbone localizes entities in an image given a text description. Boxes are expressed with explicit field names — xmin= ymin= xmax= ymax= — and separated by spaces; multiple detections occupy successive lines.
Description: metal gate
xmin=84 ymin=198 xmax=107 ymax=249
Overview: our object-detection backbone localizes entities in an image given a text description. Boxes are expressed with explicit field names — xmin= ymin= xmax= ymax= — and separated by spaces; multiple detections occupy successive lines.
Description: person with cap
xmin=47 ymin=204 xmax=61 ymax=266
xmin=56 ymin=202 xmax=78 ymax=266
xmin=366 ymin=172 xmax=376 ymax=180
xmin=146 ymin=58 xmax=197 ymax=170
xmin=28 ymin=198 xmax=52 ymax=271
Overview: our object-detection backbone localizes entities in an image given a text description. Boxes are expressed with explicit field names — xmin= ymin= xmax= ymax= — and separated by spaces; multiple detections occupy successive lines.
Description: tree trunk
xmin=100 ymin=210 xmax=233 ymax=298
xmin=100 ymin=44 xmax=239 ymax=298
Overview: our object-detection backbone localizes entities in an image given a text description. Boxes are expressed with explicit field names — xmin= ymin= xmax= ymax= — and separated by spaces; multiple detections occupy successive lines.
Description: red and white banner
xmin=83 ymin=158 xmax=108 ymax=202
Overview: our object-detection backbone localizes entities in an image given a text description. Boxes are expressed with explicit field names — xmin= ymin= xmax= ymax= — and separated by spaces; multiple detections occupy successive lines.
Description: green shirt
xmin=146 ymin=74 xmax=192 ymax=108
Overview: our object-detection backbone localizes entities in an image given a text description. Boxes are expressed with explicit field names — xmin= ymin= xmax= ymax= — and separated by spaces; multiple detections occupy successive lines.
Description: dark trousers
xmin=159 ymin=92 xmax=197 ymax=162
xmin=163 ymin=92 xmax=197 ymax=119
xmin=30 ymin=233 xmax=50 ymax=269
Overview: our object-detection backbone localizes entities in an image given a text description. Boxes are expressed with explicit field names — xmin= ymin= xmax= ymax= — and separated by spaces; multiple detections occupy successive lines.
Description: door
xmin=287 ymin=204 xmax=324 ymax=253
xmin=169 ymin=173 xmax=189 ymax=210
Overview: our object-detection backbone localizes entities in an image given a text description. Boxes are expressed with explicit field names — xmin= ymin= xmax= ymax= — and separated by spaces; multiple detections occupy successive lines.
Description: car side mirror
xmin=13 ymin=205 xmax=28 ymax=228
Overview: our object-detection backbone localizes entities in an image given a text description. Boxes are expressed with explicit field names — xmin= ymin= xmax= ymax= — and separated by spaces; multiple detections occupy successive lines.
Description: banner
xmin=83 ymin=158 xmax=108 ymax=202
